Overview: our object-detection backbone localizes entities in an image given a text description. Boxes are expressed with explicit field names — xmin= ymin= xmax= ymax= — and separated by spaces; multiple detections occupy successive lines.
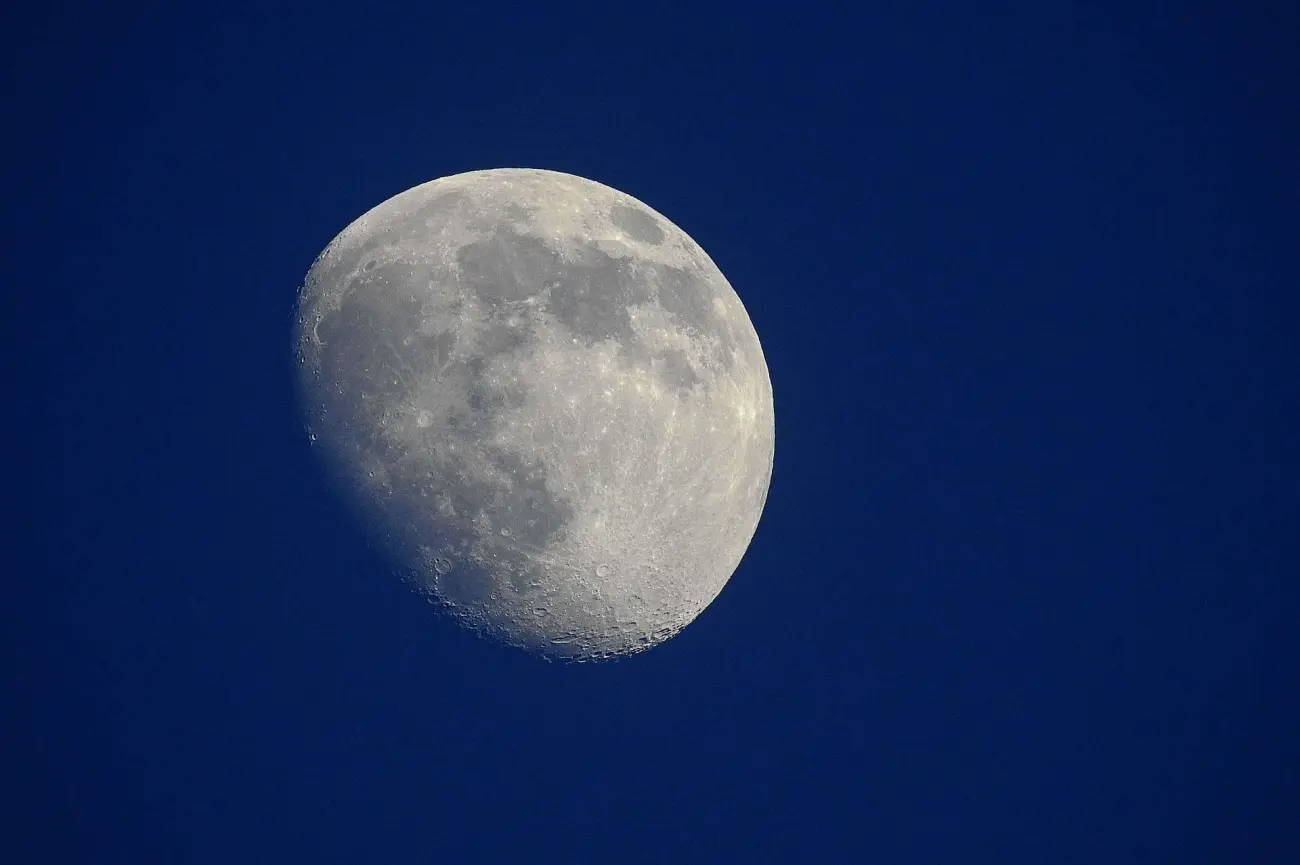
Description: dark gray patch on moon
xmin=542 ymin=249 xmax=640 ymax=347
xmin=457 ymin=231 xmax=556 ymax=308
xmin=455 ymin=224 xmax=729 ymax=370
xmin=456 ymin=228 xmax=638 ymax=348
xmin=476 ymin=320 xmax=533 ymax=357
xmin=610 ymin=203 xmax=665 ymax=245
xmin=655 ymin=348 xmax=701 ymax=393
xmin=295 ymin=169 xmax=774 ymax=661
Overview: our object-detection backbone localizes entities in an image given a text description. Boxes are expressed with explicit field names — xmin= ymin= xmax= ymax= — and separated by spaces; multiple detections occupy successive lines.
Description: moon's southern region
xmin=293 ymin=168 xmax=774 ymax=660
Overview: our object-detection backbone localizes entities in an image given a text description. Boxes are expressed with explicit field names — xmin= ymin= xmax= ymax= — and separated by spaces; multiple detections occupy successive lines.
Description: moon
xmin=293 ymin=168 xmax=774 ymax=660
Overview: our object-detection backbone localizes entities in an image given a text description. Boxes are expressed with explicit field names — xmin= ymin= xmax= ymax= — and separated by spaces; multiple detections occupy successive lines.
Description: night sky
xmin=10 ymin=2 xmax=1299 ymax=863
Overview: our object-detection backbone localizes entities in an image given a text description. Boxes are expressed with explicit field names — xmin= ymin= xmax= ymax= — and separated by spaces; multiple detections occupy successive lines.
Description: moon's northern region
xmin=293 ymin=168 xmax=774 ymax=660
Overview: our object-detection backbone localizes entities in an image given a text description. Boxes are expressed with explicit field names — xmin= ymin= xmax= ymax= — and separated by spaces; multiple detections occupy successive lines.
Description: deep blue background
xmin=9 ymin=2 xmax=1298 ymax=862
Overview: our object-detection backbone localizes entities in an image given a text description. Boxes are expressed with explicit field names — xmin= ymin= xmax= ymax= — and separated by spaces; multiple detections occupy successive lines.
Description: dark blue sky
xmin=10 ymin=2 xmax=1298 ymax=863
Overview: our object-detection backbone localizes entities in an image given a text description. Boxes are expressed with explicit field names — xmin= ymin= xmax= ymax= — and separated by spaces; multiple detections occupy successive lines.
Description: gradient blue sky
xmin=10 ymin=2 xmax=1298 ymax=862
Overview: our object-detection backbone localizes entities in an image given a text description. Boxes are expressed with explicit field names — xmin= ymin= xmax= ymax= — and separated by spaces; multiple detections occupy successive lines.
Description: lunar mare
xmin=293 ymin=168 xmax=774 ymax=660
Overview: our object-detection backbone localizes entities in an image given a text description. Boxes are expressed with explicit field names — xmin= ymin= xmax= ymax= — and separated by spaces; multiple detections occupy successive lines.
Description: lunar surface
xmin=293 ymin=168 xmax=774 ymax=660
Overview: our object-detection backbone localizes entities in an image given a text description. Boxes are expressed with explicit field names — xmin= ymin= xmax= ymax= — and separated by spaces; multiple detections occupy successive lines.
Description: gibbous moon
xmin=293 ymin=168 xmax=774 ymax=660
